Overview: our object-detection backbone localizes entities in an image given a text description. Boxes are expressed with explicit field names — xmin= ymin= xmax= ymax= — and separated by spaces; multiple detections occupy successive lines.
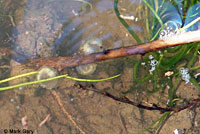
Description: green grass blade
xmin=0 ymin=74 xmax=66 ymax=91
xmin=65 ymin=74 xmax=121 ymax=82
xmin=143 ymin=0 xmax=164 ymax=29
xmin=114 ymin=0 xmax=142 ymax=43
xmin=0 ymin=71 xmax=38 ymax=84
xmin=190 ymin=77 xmax=200 ymax=91
xmin=187 ymin=43 xmax=199 ymax=68
xmin=179 ymin=17 xmax=200 ymax=31
xmin=191 ymin=65 xmax=200 ymax=70
xmin=136 ymin=112 xmax=171 ymax=134
xmin=0 ymin=73 xmax=120 ymax=91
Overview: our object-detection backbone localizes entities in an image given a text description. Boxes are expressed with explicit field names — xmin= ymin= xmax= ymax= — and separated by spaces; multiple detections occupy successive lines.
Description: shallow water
xmin=10 ymin=0 xmax=145 ymax=62
xmin=0 ymin=0 xmax=200 ymax=134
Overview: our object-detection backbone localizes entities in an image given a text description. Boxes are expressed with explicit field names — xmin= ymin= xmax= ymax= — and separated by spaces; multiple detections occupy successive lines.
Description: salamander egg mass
xmin=37 ymin=66 xmax=58 ymax=89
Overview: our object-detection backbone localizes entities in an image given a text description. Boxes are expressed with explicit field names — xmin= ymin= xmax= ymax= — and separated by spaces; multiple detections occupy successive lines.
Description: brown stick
xmin=76 ymin=84 xmax=200 ymax=113
xmin=1 ymin=30 xmax=200 ymax=70
xmin=26 ymin=30 xmax=200 ymax=70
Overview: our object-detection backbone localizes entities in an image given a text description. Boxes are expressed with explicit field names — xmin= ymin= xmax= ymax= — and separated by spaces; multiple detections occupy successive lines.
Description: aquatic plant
xmin=0 ymin=0 xmax=199 ymax=132
xmin=0 ymin=67 xmax=120 ymax=91
xmin=114 ymin=0 xmax=200 ymax=133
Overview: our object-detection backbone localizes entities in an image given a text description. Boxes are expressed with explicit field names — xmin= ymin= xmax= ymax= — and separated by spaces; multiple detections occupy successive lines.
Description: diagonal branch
xmin=76 ymin=84 xmax=200 ymax=113
xmin=1 ymin=30 xmax=200 ymax=70
xmin=25 ymin=30 xmax=200 ymax=70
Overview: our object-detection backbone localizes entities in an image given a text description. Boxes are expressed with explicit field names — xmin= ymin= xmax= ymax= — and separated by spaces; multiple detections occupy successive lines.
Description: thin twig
xmin=8 ymin=15 xmax=16 ymax=27
xmin=51 ymin=90 xmax=86 ymax=134
xmin=118 ymin=111 xmax=127 ymax=134
xmin=39 ymin=114 xmax=51 ymax=127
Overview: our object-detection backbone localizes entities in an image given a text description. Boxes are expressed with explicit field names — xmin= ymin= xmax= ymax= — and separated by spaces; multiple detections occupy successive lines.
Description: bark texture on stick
xmin=1 ymin=30 xmax=200 ymax=70
xmin=26 ymin=30 xmax=200 ymax=70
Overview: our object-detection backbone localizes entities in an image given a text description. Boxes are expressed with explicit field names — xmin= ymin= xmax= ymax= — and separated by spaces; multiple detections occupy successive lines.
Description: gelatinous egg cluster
xmin=79 ymin=38 xmax=102 ymax=55
xmin=76 ymin=38 xmax=103 ymax=75
xmin=76 ymin=63 xmax=97 ymax=75
xmin=149 ymin=55 xmax=158 ymax=74
xmin=37 ymin=66 xmax=58 ymax=89
xmin=159 ymin=21 xmax=182 ymax=40
xmin=179 ymin=67 xmax=190 ymax=84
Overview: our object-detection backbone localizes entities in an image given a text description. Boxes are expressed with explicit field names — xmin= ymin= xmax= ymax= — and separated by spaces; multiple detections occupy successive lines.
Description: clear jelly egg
xmin=79 ymin=38 xmax=102 ymax=55
xmin=76 ymin=63 xmax=97 ymax=75
xmin=76 ymin=38 xmax=103 ymax=75
xmin=37 ymin=66 xmax=58 ymax=89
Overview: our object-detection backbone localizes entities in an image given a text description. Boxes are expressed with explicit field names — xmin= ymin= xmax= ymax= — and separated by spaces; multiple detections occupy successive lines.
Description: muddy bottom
xmin=0 ymin=0 xmax=200 ymax=134
xmin=0 ymin=63 xmax=199 ymax=134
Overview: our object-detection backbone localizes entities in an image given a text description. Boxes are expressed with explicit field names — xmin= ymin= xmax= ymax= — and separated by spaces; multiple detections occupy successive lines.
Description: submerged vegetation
xmin=0 ymin=0 xmax=199 ymax=133
xmin=114 ymin=0 xmax=200 ymax=133
xmin=0 ymin=69 xmax=120 ymax=91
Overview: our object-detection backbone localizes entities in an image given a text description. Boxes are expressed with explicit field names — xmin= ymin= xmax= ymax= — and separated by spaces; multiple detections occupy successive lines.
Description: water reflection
xmin=184 ymin=3 xmax=200 ymax=31
xmin=145 ymin=0 xmax=183 ymax=39
xmin=12 ymin=0 xmax=83 ymax=62
xmin=11 ymin=0 xmax=145 ymax=63
xmin=146 ymin=0 xmax=200 ymax=40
